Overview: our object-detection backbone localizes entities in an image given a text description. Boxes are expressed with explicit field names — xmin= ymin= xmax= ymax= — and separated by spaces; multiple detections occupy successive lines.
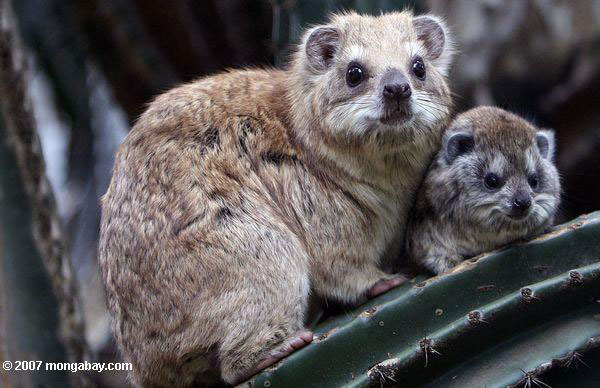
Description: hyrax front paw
xmin=232 ymin=331 xmax=313 ymax=385
xmin=367 ymin=276 xmax=406 ymax=299
xmin=426 ymin=254 xmax=464 ymax=275
xmin=447 ymin=254 xmax=464 ymax=269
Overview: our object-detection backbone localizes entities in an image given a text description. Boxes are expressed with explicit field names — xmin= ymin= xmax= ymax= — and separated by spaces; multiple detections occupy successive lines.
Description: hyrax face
xmin=438 ymin=107 xmax=560 ymax=233
xmin=293 ymin=11 xmax=454 ymax=151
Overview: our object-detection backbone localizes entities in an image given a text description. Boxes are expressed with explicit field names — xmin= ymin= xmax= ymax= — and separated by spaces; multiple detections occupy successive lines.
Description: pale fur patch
xmin=525 ymin=147 xmax=538 ymax=173
xmin=488 ymin=154 xmax=508 ymax=175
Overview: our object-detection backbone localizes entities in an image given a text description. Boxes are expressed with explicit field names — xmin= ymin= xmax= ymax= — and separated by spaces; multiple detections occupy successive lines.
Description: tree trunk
xmin=0 ymin=1 xmax=94 ymax=386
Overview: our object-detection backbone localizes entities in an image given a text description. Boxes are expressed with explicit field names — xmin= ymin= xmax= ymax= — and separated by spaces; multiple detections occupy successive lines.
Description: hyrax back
xmin=406 ymin=107 xmax=561 ymax=274
xmin=99 ymin=11 xmax=454 ymax=386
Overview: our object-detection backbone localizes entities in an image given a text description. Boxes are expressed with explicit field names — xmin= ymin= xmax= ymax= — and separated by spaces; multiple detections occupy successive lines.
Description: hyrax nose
xmin=512 ymin=194 xmax=532 ymax=213
xmin=381 ymin=69 xmax=412 ymax=103
xmin=383 ymin=82 xmax=412 ymax=102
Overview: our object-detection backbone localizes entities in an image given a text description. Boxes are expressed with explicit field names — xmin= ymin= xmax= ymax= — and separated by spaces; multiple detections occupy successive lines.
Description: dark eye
xmin=528 ymin=173 xmax=539 ymax=189
xmin=346 ymin=63 xmax=364 ymax=87
xmin=412 ymin=56 xmax=426 ymax=80
xmin=484 ymin=173 xmax=503 ymax=190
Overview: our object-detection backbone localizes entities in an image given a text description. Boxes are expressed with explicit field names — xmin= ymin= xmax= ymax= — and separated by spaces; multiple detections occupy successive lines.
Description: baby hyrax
xmin=99 ymin=11 xmax=455 ymax=387
xmin=406 ymin=107 xmax=561 ymax=275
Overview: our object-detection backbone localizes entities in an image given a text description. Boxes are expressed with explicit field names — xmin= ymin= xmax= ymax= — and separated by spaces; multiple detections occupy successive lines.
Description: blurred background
xmin=0 ymin=0 xmax=599 ymax=387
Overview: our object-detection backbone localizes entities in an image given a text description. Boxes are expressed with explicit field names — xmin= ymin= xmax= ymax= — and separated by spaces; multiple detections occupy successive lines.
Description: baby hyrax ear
xmin=413 ymin=15 xmax=454 ymax=75
xmin=305 ymin=26 xmax=341 ymax=73
xmin=536 ymin=129 xmax=556 ymax=160
xmin=444 ymin=131 xmax=474 ymax=164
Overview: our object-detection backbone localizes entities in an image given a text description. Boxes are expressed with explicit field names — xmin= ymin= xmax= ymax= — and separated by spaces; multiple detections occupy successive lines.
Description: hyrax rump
xmin=406 ymin=107 xmax=561 ymax=275
xmin=99 ymin=11 xmax=454 ymax=386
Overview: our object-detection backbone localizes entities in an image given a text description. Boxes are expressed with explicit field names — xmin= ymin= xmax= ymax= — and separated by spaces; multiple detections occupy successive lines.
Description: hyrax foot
xmin=232 ymin=331 xmax=313 ymax=385
xmin=367 ymin=276 xmax=406 ymax=299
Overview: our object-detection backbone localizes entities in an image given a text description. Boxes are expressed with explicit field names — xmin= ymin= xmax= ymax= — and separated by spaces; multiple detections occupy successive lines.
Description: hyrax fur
xmin=99 ymin=11 xmax=454 ymax=387
xmin=406 ymin=107 xmax=561 ymax=275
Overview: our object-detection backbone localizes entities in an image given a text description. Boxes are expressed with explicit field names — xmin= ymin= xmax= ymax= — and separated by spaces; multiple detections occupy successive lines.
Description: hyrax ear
xmin=413 ymin=15 xmax=454 ymax=75
xmin=305 ymin=27 xmax=340 ymax=72
xmin=536 ymin=129 xmax=556 ymax=160
xmin=444 ymin=131 xmax=474 ymax=164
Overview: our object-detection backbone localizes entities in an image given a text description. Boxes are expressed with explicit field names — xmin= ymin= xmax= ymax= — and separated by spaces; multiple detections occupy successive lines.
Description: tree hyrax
xmin=406 ymin=107 xmax=561 ymax=275
xmin=99 ymin=11 xmax=454 ymax=386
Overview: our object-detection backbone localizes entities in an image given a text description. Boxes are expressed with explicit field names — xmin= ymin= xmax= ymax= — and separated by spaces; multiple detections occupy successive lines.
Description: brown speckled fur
xmin=99 ymin=11 xmax=454 ymax=387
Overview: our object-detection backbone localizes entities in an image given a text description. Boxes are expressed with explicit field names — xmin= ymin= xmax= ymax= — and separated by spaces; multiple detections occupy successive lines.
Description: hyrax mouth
xmin=380 ymin=109 xmax=413 ymax=125
xmin=506 ymin=212 xmax=530 ymax=221
xmin=500 ymin=208 xmax=537 ymax=226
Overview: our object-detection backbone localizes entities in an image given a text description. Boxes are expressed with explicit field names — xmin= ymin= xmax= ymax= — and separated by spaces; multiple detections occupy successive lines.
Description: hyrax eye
xmin=346 ymin=63 xmax=364 ymax=87
xmin=528 ymin=173 xmax=539 ymax=189
xmin=412 ymin=56 xmax=426 ymax=80
xmin=484 ymin=173 xmax=503 ymax=190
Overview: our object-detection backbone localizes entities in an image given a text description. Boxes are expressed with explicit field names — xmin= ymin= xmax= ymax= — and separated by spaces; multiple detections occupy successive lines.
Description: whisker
xmin=332 ymin=100 xmax=372 ymax=108
xmin=421 ymin=89 xmax=464 ymax=100
xmin=416 ymin=101 xmax=453 ymax=113
xmin=416 ymin=100 xmax=449 ymax=115
xmin=416 ymin=97 xmax=454 ymax=109
xmin=416 ymin=99 xmax=448 ymax=110
xmin=416 ymin=105 xmax=443 ymax=122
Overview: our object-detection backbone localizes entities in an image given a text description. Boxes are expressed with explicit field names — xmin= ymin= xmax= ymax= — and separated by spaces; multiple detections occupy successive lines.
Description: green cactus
xmin=245 ymin=212 xmax=600 ymax=387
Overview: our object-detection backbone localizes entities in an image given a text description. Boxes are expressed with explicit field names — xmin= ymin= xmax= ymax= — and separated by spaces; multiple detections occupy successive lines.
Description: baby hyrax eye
xmin=528 ymin=172 xmax=539 ymax=189
xmin=346 ymin=62 xmax=365 ymax=87
xmin=412 ymin=56 xmax=426 ymax=80
xmin=484 ymin=173 xmax=503 ymax=190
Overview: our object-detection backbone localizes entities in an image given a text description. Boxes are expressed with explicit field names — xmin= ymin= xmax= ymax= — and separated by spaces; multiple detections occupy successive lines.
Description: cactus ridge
xmin=365 ymin=262 xmax=600 ymax=387
xmin=428 ymin=305 xmax=600 ymax=388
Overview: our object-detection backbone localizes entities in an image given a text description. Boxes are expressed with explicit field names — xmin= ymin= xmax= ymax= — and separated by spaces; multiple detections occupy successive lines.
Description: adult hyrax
xmin=406 ymin=107 xmax=561 ymax=275
xmin=99 ymin=11 xmax=454 ymax=386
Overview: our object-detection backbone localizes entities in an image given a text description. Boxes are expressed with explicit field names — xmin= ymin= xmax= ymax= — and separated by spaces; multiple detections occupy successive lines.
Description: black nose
xmin=512 ymin=195 xmax=532 ymax=213
xmin=383 ymin=82 xmax=412 ymax=102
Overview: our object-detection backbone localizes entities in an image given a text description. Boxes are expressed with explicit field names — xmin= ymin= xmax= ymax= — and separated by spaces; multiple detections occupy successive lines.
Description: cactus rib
xmin=366 ymin=262 xmax=600 ymax=387
xmin=428 ymin=307 xmax=600 ymax=387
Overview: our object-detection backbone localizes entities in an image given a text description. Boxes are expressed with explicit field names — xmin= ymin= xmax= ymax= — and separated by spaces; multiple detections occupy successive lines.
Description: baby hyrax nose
xmin=512 ymin=194 xmax=532 ymax=215
xmin=381 ymin=70 xmax=412 ymax=103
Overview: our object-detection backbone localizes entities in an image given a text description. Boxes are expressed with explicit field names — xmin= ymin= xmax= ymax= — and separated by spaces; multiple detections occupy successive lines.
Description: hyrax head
xmin=438 ymin=107 xmax=560 ymax=232
xmin=288 ymin=11 xmax=454 ymax=152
